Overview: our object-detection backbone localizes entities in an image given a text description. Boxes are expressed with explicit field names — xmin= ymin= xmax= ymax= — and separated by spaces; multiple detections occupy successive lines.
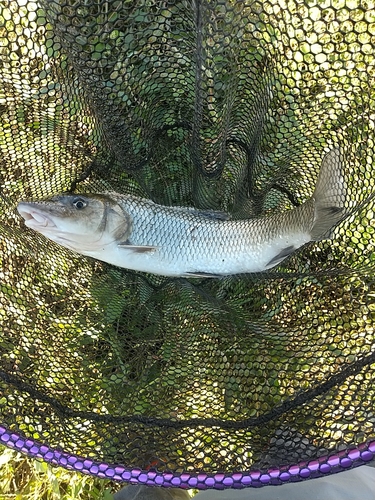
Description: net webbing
xmin=0 ymin=0 xmax=374 ymax=490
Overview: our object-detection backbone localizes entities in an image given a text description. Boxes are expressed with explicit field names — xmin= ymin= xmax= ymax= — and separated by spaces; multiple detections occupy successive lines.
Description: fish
xmin=17 ymin=148 xmax=346 ymax=278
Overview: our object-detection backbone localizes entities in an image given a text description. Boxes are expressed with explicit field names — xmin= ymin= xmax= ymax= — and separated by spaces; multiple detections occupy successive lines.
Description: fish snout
xmin=17 ymin=203 xmax=56 ymax=229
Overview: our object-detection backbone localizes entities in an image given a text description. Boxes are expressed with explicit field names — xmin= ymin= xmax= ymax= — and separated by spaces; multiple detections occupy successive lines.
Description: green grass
xmin=0 ymin=445 xmax=118 ymax=500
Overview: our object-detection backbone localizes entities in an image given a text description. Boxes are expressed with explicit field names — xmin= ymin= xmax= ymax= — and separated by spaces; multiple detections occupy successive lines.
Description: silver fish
xmin=17 ymin=149 xmax=346 ymax=277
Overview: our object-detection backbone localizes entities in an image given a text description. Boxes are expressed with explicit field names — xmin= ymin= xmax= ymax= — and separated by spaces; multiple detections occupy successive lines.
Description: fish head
xmin=17 ymin=193 xmax=132 ymax=252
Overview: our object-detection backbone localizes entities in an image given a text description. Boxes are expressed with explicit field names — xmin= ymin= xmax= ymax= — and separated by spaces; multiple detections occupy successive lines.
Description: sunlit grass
xmin=0 ymin=445 xmax=118 ymax=500
xmin=0 ymin=445 xmax=197 ymax=499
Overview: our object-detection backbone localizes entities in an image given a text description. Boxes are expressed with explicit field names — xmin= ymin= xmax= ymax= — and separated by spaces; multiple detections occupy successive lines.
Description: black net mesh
xmin=0 ymin=0 xmax=375 ymax=489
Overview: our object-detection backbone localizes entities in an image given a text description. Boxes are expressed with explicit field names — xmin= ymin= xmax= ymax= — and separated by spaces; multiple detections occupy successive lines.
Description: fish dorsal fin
xmin=173 ymin=206 xmax=230 ymax=220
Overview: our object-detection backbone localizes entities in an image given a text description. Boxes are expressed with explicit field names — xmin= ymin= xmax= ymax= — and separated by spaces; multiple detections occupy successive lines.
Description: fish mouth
xmin=17 ymin=204 xmax=56 ymax=229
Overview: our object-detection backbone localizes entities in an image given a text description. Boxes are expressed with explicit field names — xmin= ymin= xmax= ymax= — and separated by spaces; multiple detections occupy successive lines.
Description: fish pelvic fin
xmin=311 ymin=147 xmax=346 ymax=241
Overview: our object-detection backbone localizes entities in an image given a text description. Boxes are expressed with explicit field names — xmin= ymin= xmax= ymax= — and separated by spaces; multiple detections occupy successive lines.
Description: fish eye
xmin=72 ymin=198 xmax=87 ymax=210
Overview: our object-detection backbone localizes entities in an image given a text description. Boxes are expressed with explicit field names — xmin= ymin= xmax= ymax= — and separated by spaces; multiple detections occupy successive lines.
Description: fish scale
xmin=108 ymin=195 xmax=314 ymax=276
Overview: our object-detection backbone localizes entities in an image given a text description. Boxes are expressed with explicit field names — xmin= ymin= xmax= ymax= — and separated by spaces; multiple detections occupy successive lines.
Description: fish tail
xmin=310 ymin=147 xmax=346 ymax=240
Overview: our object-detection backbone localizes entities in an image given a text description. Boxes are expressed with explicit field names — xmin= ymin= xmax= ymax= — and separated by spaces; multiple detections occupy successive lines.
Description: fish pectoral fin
xmin=266 ymin=245 xmax=295 ymax=268
xmin=183 ymin=271 xmax=224 ymax=278
xmin=118 ymin=241 xmax=157 ymax=253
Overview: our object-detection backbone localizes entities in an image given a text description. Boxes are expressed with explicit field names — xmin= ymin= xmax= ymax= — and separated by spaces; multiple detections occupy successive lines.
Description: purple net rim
xmin=0 ymin=426 xmax=373 ymax=489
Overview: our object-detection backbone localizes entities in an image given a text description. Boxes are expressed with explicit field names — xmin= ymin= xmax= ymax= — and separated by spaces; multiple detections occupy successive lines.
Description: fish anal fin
xmin=266 ymin=245 xmax=295 ymax=268
xmin=118 ymin=241 xmax=157 ymax=253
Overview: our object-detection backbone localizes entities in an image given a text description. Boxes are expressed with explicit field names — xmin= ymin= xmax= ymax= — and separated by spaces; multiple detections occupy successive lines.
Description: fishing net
xmin=0 ymin=0 xmax=374 ymax=492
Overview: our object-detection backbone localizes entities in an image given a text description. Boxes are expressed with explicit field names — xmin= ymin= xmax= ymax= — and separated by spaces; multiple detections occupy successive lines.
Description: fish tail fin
xmin=310 ymin=147 xmax=346 ymax=241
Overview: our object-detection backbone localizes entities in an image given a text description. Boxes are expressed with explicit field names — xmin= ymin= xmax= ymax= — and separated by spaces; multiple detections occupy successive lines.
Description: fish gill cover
xmin=0 ymin=0 xmax=374 ymax=491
